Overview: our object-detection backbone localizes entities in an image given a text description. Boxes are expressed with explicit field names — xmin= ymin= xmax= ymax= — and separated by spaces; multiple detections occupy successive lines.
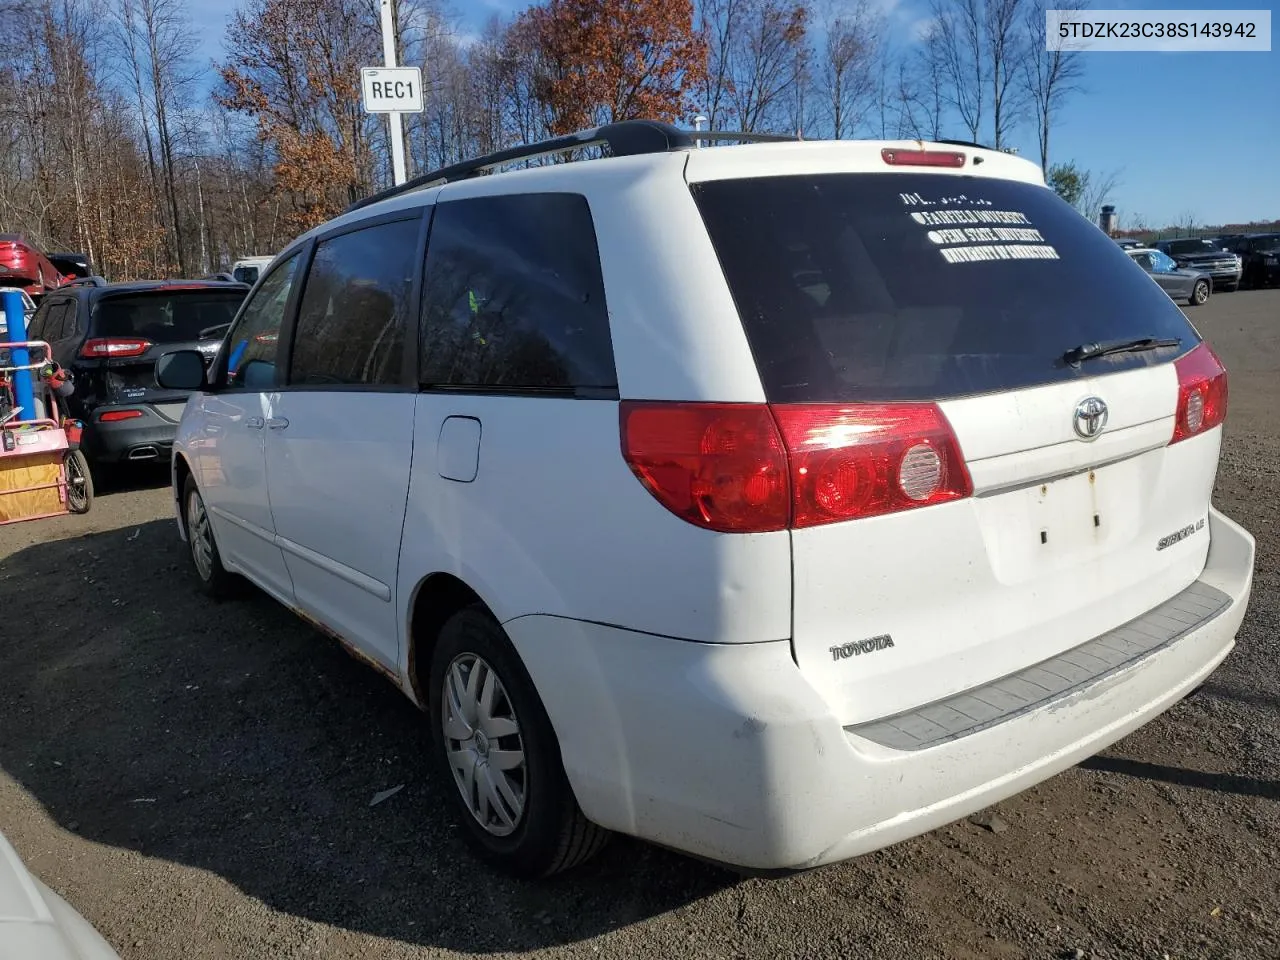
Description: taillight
xmin=80 ymin=337 xmax=151 ymax=358
xmin=99 ymin=409 xmax=143 ymax=422
xmin=772 ymin=404 xmax=972 ymax=528
xmin=881 ymin=148 xmax=966 ymax=168
xmin=619 ymin=403 xmax=789 ymax=533
xmin=1171 ymin=342 xmax=1228 ymax=444
xmin=620 ymin=401 xmax=972 ymax=533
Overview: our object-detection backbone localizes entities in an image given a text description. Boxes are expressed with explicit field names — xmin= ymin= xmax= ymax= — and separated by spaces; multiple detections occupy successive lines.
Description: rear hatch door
xmin=690 ymin=164 xmax=1219 ymax=726
xmin=82 ymin=286 xmax=245 ymax=419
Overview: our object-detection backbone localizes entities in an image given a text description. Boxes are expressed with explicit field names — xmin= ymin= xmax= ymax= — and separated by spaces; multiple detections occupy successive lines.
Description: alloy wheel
xmin=186 ymin=489 xmax=214 ymax=581
xmin=441 ymin=653 xmax=527 ymax=837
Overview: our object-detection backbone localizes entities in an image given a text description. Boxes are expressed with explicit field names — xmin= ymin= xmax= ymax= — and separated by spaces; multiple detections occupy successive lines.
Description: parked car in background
xmin=1230 ymin=233 xmax=1280 ymax=289
xmin=0 ymin=830 xmax=120 ymax=958
xmin=158 ymin=122 xmax=1253 ymax=879
xmin=0 ymin=288 xmax=38 ymax=337
xmin=1153 ymin=237 xmax=1242 ymax=291
xmin=1114 ymin=238 xmax=1144 ymax=250
xmin=1125 ymin=247 xmax=1212 ymax=305
xmin=24 ymin=279 xmax=248 ymax=469
xmin=231 ymin=256 xmax=274 ymax=286
xmin=0 ymin=234 xmax=71 ymax=296
xmin=1205 ymin=234 xmax=1247 ymax=253
xmin=46 ymin=252 xmax=93 ymax=280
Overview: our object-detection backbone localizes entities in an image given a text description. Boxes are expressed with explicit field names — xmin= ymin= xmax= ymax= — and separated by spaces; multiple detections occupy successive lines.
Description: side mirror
xmin=156 ymin=349 xmax=206 ymax=391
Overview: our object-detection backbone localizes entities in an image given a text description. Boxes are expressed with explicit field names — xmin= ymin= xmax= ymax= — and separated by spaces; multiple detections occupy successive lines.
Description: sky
xmin=196 ymin=0 xmax=1278 ymax=228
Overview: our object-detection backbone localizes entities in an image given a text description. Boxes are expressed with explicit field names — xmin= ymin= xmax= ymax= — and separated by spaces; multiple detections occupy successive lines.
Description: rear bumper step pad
xmin=847 ymin=580 xmax=1231 ymax=752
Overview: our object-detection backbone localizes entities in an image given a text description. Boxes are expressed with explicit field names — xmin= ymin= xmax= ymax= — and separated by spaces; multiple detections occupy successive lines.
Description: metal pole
xmin=2 ymin=289 xmax=35 ymax=420
xmin=380 ymin=0 xmax=407 ymax=186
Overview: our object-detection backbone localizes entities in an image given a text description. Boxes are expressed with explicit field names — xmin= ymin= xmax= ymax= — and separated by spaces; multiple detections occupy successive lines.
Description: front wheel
xmin=1189 ymin=279 xmax=1210 ymax=306
xmin=182 ymin=476 xmax=239 ymax=599
xmin=65 ymin=450 xmax=92 ymax=514
xmin=428 ymin=605 xmax=609 ymax=877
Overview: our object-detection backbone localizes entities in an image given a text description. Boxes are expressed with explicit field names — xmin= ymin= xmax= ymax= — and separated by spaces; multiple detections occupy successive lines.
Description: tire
xmin=428 ymin=605 xmax=609 ymax=877
xmin=1220 ymin=282 xmax=1238 ymax=293
xmin=1189 ymin=279 xmax=1210 ymax=306
xmin=65 ymin=449 xmax=93 ymax=514
xmin=182 ymin=475 xmax=239 ymax=599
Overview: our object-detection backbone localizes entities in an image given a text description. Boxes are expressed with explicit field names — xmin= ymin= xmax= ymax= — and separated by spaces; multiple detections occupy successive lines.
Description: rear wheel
xmin=428 ymin=605 xmax=609 ymax=877
xmin=65 ymin=450 xmax=92 ymax=514
xmin=1189 ymin=279 xmax=1210 ymax=306
xmin=183 ymin=475 xmax=238 ymax=598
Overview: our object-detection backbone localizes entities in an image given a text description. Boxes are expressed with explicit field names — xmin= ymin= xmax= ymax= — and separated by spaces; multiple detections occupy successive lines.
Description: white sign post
xmin=362 ymin=0 xmax=423 ymax=186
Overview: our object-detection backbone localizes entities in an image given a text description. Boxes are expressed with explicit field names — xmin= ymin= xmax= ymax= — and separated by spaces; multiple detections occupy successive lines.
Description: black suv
xmin=23 ymin=280 xmax=248 ymax=467
xmin=1230 ymin=233 xmax=1280 ymax=288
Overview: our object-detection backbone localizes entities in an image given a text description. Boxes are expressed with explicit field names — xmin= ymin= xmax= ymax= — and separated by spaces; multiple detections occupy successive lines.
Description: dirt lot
xmin=1 ymin=290 xmax=1277 ymax=960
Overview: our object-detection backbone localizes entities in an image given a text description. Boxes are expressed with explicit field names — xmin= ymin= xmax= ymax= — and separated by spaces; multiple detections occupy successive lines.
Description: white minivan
xmin=158 ymin=122 xmax=1255 ymax=878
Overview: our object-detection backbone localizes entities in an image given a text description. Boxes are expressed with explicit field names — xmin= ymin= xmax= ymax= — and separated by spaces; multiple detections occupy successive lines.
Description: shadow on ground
xmin=89 ymin=461 xmax=171 ymax=495
xmin=0 ymin=520 xmax=735 ymax=952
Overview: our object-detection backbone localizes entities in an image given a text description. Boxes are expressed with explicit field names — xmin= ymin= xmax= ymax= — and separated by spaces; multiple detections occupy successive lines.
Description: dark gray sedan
xmin=1125 ymin=247 xmax=1212 ymax=306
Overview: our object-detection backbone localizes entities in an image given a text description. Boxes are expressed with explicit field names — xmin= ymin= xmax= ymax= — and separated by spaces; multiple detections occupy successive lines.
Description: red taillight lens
xmin=99 ymin=409 xmax=144 ymax=422
xmin=620 ymin=402 xmax=790 ymax=533
xmin=881 ymin=148 xmax=966 ymax=168
xmin=772 ymin=403 xmax=972 ymax=527
xmin=1171 ymin=342 xmax=1228 ymax=444
xmin=80 ymin=337 xmax=151 ymax=358
xmin=620 ymin=401 xmax=972 ymax=533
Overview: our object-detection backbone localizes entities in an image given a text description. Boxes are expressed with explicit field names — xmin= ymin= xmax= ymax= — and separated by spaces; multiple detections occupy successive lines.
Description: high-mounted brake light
xmin=620 ymin=401 xmax=972 ymax=533
xmin=1171 ymin=342 xmax=1227 ymax=444
xmin=80 ymin=337 xmax=151 ymax=359
xmin=881 ymin=148 xmax=966 ymax=168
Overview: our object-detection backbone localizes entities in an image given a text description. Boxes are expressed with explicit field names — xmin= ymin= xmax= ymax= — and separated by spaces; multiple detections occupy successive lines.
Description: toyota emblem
xmin=1073 ymin=396 xmax=1108 ymax=441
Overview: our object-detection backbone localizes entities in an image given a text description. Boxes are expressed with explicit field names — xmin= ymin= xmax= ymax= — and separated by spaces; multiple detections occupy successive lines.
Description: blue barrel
xmin=1 ymin=289 xmax=35 ymax=420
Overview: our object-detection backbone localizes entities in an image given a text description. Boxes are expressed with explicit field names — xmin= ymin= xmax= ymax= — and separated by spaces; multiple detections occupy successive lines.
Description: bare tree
xmin=1022 ymin=0 xmax=1086 ymax=172
xmin=728 ymin=0 xmax=809 ymax=132
xmin=815 ymin=0 xmax=881 ymax=138
xmin=898 ymin=22 xmax=947 ymax=140
xmin=984 ymin=0 xmax=1027 ymax=149
xmin=928 ymin=0 xmax=984 ymax=141
xmin=695 ymin=0 xmax=745 ymax=129
xmin=137 ymin=0 xmax=199 ymax=273
xmin=1078 ymin=167 xmax=1121 ymax=221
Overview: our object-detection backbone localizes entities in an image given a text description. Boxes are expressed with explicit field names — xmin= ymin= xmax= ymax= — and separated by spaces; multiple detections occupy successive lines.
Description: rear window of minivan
xmin=691 ymin=173 xmax=1198 ymax=403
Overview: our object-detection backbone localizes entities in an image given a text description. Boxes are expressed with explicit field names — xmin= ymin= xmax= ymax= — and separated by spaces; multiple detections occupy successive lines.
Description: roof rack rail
xmin=345 ymin=119 xmax=801 ymax=214
xmin=62 ymin=276 xmax=109 ymax=288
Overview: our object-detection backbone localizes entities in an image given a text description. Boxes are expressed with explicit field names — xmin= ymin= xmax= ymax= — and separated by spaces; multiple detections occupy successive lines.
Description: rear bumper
xmin=83 ymin=408 xmax=177 ymax=463
xmin=506 ymin=507 xmax=1254 ymax=870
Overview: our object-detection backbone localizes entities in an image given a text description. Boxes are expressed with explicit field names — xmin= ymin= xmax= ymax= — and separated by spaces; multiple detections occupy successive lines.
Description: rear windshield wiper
xmin=1063 ymin=337 xmax=1181 ymax=366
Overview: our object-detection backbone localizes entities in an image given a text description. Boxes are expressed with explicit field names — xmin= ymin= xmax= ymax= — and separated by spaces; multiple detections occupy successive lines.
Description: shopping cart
xmin=0 ymin=338 xmax=93 ymax=524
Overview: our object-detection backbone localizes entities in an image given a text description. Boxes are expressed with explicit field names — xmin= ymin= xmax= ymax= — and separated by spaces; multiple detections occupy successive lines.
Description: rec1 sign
xmin=361 ymin=67 xmax=423 ymax=114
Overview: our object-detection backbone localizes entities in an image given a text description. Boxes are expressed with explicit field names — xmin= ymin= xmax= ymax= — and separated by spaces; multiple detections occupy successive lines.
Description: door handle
xmin=245 ymin=416 xmax=264 ymax=429
xmin=266 ymin=417 xmax=289 ymax=430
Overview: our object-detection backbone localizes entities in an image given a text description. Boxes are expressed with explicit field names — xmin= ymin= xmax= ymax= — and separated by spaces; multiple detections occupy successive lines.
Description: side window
xmin=288 ymin=216 xmax=420 ymax=386
xmin=24 ymin=299 xmax=54 ymax=340
xmin=223 ymin=252 xmax=301 ymax=390
xmin=419 ymin=193 xmax=617 ymax=392
xmin=58 ymin=300 xmax=80 ymax=340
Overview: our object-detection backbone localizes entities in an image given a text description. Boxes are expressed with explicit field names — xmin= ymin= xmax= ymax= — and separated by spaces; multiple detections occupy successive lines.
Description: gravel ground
xmin=1 ymin=290 xmax=1277 ymax=960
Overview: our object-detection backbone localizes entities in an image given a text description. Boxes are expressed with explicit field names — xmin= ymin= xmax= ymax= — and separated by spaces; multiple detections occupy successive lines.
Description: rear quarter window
xmin=691 ymin=172 xmax=1199 ymax=402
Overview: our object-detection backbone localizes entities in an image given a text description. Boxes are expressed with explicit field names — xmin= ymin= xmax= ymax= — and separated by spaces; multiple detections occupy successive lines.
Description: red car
xmin=0 ymin=234 xmax=72 ymax=296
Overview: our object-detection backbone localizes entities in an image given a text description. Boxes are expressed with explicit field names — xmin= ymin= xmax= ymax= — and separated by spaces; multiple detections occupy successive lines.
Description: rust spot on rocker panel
xmin=287 ymin=605 xmax=402 ymax=689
